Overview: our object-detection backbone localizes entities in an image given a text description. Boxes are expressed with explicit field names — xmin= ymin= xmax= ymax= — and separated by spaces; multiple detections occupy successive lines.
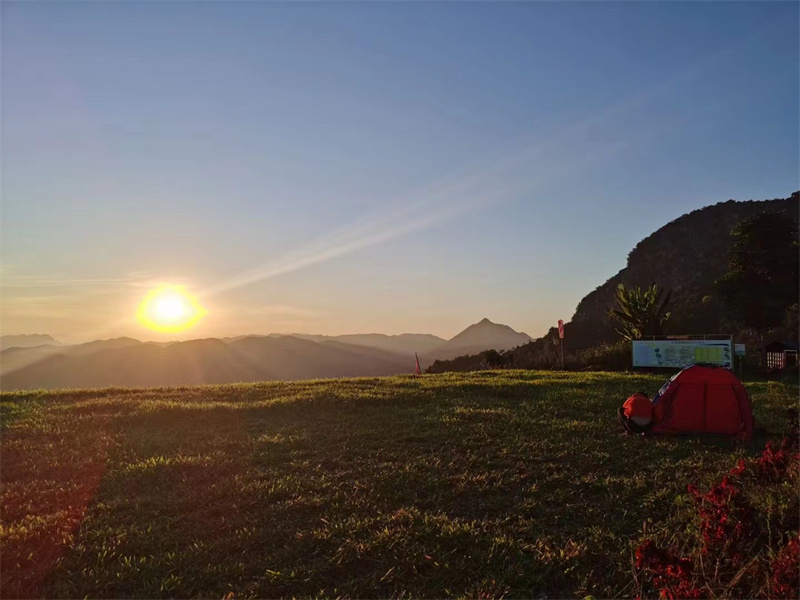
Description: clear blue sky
xmin=2 ymin=1 xmax=798 ymax=342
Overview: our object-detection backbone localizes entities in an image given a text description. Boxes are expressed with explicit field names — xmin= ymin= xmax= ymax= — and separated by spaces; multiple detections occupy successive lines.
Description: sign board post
xmin=734 ymin=344 xmax=745 ymax=377
xmin=558 ymin=320 xmax=565 ymax=370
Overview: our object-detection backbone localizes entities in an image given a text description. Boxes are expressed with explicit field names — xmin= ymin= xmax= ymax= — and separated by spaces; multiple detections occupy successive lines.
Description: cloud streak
xmin=204 ymin=113 xmax=671 ymax=296
xmin=203 ymin=26 xmax=763 ymax=298
xmin=0 ymin=269 xmax=157 ymax=290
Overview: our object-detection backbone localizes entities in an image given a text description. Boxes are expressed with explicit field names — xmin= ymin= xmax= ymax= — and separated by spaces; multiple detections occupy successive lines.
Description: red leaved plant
xmin=636 ymin=410 xmax=799 ymax=599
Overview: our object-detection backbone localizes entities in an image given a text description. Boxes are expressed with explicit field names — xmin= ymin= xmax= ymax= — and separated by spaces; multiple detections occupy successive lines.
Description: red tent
xmin=651 ymin=365 xmax=754 ymax=440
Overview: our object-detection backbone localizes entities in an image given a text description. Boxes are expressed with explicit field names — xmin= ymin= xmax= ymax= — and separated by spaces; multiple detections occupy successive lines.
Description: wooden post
xmin=560 ymin=338 xmax=565 ymax=370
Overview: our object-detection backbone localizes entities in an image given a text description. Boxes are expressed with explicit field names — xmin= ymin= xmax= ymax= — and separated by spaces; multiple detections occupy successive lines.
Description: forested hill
xmin=563 ymin=192 xmax=799 ymax=350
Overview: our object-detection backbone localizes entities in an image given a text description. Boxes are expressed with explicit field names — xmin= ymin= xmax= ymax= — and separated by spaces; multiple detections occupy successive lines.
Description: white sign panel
xmin=734 ymin=344 xmax=746 ymax=356
xmin=632 ymin=339 xmax=733 ymax=369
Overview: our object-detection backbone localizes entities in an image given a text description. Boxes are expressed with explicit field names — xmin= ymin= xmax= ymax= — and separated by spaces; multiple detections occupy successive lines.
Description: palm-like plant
xmin=609 ymin=283 xmax=672 ymax=340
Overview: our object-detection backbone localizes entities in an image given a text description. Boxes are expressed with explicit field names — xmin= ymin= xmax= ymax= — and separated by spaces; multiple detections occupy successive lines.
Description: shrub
xmin=568 ymin=340 xmax=632 ymax=371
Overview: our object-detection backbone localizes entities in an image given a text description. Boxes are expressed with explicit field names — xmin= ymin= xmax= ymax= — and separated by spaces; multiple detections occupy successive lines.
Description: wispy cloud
xmin=0 ymin=269 xmax=155 ymax=290
xmin=203 ymin=109 xmax=674 ymax=297
xmin=201 ymin=23 xmax=770 ymax=299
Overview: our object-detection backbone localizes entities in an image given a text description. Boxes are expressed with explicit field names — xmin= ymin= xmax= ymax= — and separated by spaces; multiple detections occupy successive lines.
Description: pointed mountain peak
xmin=445 ymin=318 xmax=532 ymax=346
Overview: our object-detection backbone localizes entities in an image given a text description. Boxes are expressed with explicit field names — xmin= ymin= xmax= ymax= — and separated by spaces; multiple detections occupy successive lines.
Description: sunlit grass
xmin=1 ymin=371 xmax=796 ymax=598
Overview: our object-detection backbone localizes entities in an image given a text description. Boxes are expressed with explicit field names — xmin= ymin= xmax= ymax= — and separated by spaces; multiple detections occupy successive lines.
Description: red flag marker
xmin=415 ymin=353 xmax=422 ymax=375
xmin=558 ymin=319 xmax=565 ymax=339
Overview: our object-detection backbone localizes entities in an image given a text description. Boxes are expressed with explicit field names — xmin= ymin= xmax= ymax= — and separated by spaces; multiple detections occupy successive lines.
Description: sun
xmin=137 ymin=285 xmax=207 ymax=333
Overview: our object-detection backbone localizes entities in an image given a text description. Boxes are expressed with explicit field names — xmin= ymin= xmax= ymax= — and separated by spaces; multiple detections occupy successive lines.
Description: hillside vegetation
xmin=2 ymin=371 xmax=796 ymax=598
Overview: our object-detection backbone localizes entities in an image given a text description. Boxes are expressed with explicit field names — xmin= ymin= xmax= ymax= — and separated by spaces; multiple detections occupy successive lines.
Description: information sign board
xmin=632 ymin=339 xmax=733 ymax=369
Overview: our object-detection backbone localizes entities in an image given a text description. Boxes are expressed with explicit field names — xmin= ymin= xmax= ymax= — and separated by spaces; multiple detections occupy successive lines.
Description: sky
xmin=2 ymin=1 xmax=798 ymax=344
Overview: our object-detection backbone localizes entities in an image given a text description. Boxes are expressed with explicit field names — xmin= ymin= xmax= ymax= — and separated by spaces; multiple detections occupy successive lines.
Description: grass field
xmin=1 ymin=371 xmax=797 ymax=599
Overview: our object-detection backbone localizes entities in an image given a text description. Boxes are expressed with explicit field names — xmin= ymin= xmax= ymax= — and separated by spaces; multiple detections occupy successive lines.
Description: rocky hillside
xmin=564 ymin=192 xmax=799 ymax=351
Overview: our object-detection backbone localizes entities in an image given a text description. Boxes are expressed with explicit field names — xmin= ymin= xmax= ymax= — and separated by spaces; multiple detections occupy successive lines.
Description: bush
xmin=568 ymin=340 xmax=632 ymax=371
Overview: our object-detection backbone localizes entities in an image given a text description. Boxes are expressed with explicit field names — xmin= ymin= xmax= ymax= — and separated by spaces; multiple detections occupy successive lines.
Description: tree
xmin=609 ymin=283 xmax=672 ymax=340
xmin=715 ymin=210 xmax=799 ymax=370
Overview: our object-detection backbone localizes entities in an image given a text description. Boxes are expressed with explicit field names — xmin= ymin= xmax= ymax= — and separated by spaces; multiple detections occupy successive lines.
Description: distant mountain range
xmin=0 ymin=319 xmax=531 ymax=390
xmin=0 ymin=334 xmax=60 ymax=351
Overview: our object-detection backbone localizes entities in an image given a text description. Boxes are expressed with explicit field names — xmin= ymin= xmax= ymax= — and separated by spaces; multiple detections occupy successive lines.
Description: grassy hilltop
xmin=1 ymin=371 xmax=797 ymax=599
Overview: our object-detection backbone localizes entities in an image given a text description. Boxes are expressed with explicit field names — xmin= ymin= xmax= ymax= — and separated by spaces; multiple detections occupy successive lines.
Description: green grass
xmin=1 ymin=371 xmax=797 ymax=599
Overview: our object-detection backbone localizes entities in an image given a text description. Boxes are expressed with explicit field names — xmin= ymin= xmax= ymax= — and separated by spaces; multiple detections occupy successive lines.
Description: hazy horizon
xmin=0 ymin=318 xmax=522 ymax=346
xmin=3 ymin=2 xmax=798 ymax=345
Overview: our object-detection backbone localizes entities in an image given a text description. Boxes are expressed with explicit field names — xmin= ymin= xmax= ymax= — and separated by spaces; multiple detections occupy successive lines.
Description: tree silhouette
xmin=715 ymin=211 xmax=799 ymax=370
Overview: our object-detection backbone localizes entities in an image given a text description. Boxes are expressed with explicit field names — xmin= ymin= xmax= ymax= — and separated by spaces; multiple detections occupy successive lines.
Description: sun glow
xmin=137 ymin=285 xmax=206 ymax=333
